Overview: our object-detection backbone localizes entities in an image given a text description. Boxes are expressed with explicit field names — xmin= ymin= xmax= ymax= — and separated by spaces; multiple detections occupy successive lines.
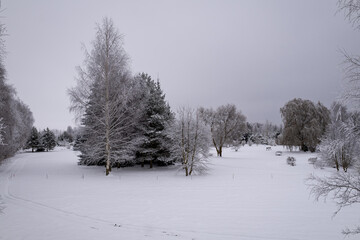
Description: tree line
xmin=0 ymin=20 xmax=33 ymax=161
xmin=69 ymin=17 xmax=357 ymax=177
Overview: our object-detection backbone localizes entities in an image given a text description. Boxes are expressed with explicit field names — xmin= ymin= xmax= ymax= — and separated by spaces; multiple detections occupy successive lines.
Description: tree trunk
xmin=105 ymin=30 xmax=111 ymax=176
xmin=213 ymin=138 xmax=220 ymax=156
xmin=141 ymin=161 xmax=144 ymax=168
xmin=335 ymin=154 xmax=339 ymax=171
xmin=150 ymin=160 xmax=153 ymax=169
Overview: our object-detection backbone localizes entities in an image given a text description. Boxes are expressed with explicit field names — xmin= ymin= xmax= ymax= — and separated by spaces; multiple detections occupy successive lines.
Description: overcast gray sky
xmin=2 ymin=0 xmax=360 ymax=130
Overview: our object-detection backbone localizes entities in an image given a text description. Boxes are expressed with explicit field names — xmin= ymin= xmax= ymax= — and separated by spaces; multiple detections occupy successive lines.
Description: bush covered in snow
xmin=286 ymin=156 xmax=296 ymax=166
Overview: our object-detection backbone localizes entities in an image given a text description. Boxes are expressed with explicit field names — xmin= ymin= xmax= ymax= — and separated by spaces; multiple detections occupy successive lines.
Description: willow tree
xmin=69 ymin=18 xmax=141 ymax=175
xmin=280 ymin=98 xmax=330 ymax=152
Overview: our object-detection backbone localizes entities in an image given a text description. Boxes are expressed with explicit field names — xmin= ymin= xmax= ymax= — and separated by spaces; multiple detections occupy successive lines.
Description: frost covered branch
xmin=338 ymin=0 xmax=360 ymax=29
xmin=307 ymin=172 xmax=360 ymax=235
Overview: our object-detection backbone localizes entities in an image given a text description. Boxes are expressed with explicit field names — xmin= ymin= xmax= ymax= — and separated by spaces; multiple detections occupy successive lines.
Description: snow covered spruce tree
xmin=171 ymin=107 xmax=211 ymax=176
xmin=280 ymin=98 xmax=330 ymax=152
xmin=199 ymin=104 xmax=246 ymax=157
xmin=69 ymin=18 xmax=143 ymax=175
xmin=135 ymin=73 xmax=174 ymax=168
xmin=26 ymin=127 xmax=40 ymax=152
xmin=41 ymin=128 xmax=56 ymax=152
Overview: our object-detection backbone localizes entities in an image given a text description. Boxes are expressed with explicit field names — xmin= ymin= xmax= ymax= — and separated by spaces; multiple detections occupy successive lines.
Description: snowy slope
xmin=0 ymin=146 xmax=359 ymax=240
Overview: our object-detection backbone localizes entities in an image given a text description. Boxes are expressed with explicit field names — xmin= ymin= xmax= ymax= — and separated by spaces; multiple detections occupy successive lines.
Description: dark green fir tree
xmin=26 ymin=127 xmax=40 ymax=152
xmin=136 ymin=73 xmax=174 ymax=168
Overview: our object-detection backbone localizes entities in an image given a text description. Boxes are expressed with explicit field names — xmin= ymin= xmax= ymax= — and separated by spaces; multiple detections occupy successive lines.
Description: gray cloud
xmin=2 ymin=0 xmax=360 ymax=129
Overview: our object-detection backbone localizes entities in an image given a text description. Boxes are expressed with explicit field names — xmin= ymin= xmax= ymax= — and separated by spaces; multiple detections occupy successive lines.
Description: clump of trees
xmin=244 ymin=121 xmax=282 ymax=146
xmin=69 ymin=18 xmax=175 ymax=175
xmin=0 ymin=17 xmax=34 ymax=161
xmin=199 ymin=104 xmax=246 ymax=157
xmin=280 ymin=98 xmax=330 ymax=152
xmin=26 ymin=127 xmax=56 ymax=152
xmin=57 ymin=126 xmax=75 ymax=145
xmin=69 ymin=18 xmax=245 ymax=176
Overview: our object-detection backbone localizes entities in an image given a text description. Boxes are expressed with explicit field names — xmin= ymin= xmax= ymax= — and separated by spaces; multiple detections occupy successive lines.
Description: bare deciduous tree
xmin=199 ymin=104 xmax=246 ymax=157
xmin=338 ymin=0 xmax=360 ymax=29
xmin=172 ymin=107 xmax=211 ymax=176
xmin=307 ymin=172 xmax=360 ymax=235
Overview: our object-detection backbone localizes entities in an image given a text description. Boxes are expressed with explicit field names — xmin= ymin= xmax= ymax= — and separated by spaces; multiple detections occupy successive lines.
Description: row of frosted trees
xmin=0 ymin=18 xmax=33 ymax=161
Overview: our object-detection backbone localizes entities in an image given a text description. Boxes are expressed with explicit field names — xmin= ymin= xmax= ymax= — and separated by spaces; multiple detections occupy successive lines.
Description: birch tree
xmin=69 ymin=18 xmax=141 ymax=175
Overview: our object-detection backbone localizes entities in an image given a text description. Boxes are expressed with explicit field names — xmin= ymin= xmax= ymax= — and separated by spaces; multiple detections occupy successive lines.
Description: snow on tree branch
xmin=0 ymin=117 xmax=5 ymax=145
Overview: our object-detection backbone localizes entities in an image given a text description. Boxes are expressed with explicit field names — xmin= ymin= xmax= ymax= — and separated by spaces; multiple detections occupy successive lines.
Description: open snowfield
xmin=0 ymin=145 xmax=359 ymax=240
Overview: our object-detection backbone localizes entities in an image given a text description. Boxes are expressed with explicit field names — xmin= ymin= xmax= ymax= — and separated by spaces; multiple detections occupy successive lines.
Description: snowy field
xmin=0 ymin=145 xmax=359 ymax=240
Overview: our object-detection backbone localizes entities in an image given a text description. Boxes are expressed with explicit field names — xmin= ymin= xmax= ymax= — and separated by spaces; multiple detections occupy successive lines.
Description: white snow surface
xmin=0 ymin=145 xmax=359 ymax=240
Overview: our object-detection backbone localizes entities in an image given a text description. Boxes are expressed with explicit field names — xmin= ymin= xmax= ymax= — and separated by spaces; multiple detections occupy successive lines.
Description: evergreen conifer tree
xmin=26 ymin=127 xmax=40 ymax=152
xmin=41 ymin=128 xmax=56 ymax=151
xmin=136 ymin=73 xmax=174 ymax=168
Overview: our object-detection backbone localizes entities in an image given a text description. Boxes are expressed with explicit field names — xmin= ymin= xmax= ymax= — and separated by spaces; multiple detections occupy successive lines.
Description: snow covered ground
xmin=0 ymin=145 xmax=359 ymax=240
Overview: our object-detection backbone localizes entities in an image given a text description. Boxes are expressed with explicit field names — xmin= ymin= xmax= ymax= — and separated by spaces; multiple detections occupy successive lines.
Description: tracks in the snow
xmin=0 ymin=154 xmax=302 ymax=240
